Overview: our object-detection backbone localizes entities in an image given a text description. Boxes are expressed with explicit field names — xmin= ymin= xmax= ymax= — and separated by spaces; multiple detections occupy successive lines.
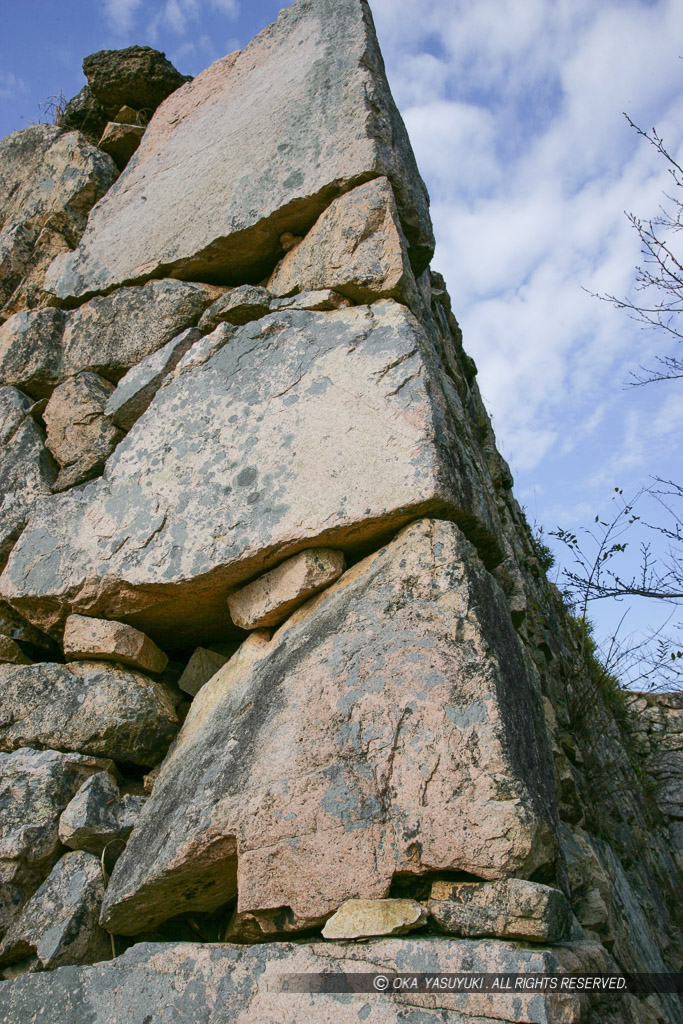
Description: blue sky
xmin=2 ymin=0 xmax=682 ymax=657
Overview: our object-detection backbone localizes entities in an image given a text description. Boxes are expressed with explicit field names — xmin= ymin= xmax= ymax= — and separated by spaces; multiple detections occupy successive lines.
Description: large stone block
xmin=45 ymin=0 xmax=433 ymax=302
xmin=0 ymin=302 xmax=504 ymax=646
xmin=100 ymin=519 xmax=558 ymax=938
xmin=0 ymin=125 xmax=116 ymax=320
xmin=0 ymin=937 xmax=620 ymax=1024
xmin=0 ymin=662 xmax=178 ymax=766
xmin=268 ymin=177 xmax=419 ymax=310
xmin=0 ymin=748 xmax=113 ymax=935
xmin=0 ymin=280 xmax=221 ymax=400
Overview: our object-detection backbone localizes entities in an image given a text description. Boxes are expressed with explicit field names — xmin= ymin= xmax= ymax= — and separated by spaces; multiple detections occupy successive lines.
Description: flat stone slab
xmin=63 ymin=614 xmax=168 ymax=674
xmin=427 ymin=879 xmax=572 ymax=943
xmin=0 ymin=302 xmax=504 ymax=647
xmin=0 ymin=936 xmax=617 ymax=1024
xmin=100 ymin=519 xmax=557 ymax=938
xmin=227 ymin=548 xmax=346 ymax=629
xmin=268 ymin=177 xmax=418 ymax=311
xmin=0 ymin=661 xmax=178 ymax=766
xmin=44 ymin=0 xmax=433 ymax=301
xmin=321 ymin=898 xmax=427 ymax=940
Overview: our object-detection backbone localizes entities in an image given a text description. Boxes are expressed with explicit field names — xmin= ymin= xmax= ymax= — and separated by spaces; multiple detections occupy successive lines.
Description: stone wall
xmin=0 ymin=1 xmax=679 ymax=1022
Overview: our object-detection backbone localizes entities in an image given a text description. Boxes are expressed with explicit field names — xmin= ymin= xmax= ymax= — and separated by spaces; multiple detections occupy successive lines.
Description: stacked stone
xmin=0 ymin=0 xmax=680 ymax=1022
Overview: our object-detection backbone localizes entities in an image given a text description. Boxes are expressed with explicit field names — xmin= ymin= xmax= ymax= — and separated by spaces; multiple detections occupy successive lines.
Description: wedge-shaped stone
xmin=0 ymin=748 xmax=113 ymax=935
xmin=228 ymin=548 xmax=345 ymax=629
xmin=0 ymin=125 xmax=116 ymax=320
xmin=268 ymin=177 xmax=418 ymax=311
xmin=100 ymin=519 xmax=558 ymax=937
xmin=0 ymin=386 xmax=56 ymax=568
xmin=0 ymin=852 xmax=111 ymax=972
xmin=198 ymin=287 xmax=272 ymax=331
xmin=321 ymin=898 xmax=427 ymax=940
xmin=0 ymin=303 xmax=504 ymax=646
xmin=98 ymin=122 xmax=144 ymax=171
xmin=0 ymin=937 xmax=621 ymax=1024
xmin=105 ymin=327 xmax=202 ymax=431
xmin=43 ymin=373 xmax=123 ymax=492
xmin=427 ymin=878 xmax=572 ymax=943
xmin=178 ymin=647 xmax=230 ymax=697
xmin=45 ymin=0 xmax=433 ymax=302
xmin=59 ymin=772 xmax=145 ymax=857
xmin=63 ymin=615 xmax=168 ymax=674
xmin=0 ymin=662 xmax=178 ymax=765
xmin=0 ymin=280 xmax=220 ymax=399
xmin=269 ymin=289 xmax=351 ymax=312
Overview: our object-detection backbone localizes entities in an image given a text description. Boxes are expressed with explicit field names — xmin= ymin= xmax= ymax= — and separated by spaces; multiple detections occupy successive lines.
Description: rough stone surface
xmin=0 ymin=937 xmax=625 ymax=1024
xmin=427 ymin=879 xmax=572 ymax=943
xmin=46 ymin=0 xmax=433 ymax=301
xmin=0 ymin=603 xmax=54 ymax=658
xmin=83 ymin=46 xmax=190 ymax=118
xmin=100 ymin=519 xmax=557 ymax=938
xmin=0 ymin=280 xmax=221 ymax=399
xmin=43 ymin=373 xmax=123 ymax=491
xmin=268 ymin=177 xmax=418 ymax=311
xmin=0 ymin=661 xmax=178 ymax=766
xmin=0 ymin=748 xmax=113 ymax=936
xmin=0 ymin=386 xmax=56 ymax=567
xmin=0 ymin=852 xmax=111 ymax=972
xmin=98 ymin=122 xmax=145 ymax=171
xmin=0 ymin=124 xmax=116 ymax=319
xmin=105 ymin=327 xmax=202 ymax=431
xmin=228 ymin=547 xmax=346 ymax=629
xmin=59 ymin=772 xmax=146 ymax=857
xmin=321 ymin=898 xmax=427 ymax=940
xmin=177 ymin=648 xmax=230 ymax=697
xmin=0 ymin=638 xmax=30 ymax=666
xmin=0 ymin=303 xmax=504 ymax=646
xmin=198 ymin=286 xmax=272 ymax=331
xmin=63 ymin=615 xmax=168 ymax=674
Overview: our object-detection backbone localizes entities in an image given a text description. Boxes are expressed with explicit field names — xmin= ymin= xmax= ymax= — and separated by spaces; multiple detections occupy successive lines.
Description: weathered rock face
xmin=82 ymin=46 xmax=190 ymax=118
xmin=427 ymin=879 xmax=572 ymax=943
xmin=45 ymin=0 xmax=433 ymax=302
xmin=0 ymin=851 xmax=111 ymax=973
xmin=100 ymin=519 xmax=557 ymax=937
xmin=268 ymin=177 xmax=419 ymax=311
xmin=0 ymin=661 xmax=178 ymax=765
xmin=198 ymin=287 xmax=272 ymax=330
xmin=0 ymin=280 xmax=221 ymax=398
xmin=0 ymin=748 xmax=113 ymax=935
xmin=59 ymin=772 xmax=145 ymax=856
xmin=0 ymin=937 xmax=631 ymax=1024
xmin=0 ymin=125 xmax=116 ymax=320
xmin=43 ymin=373 xmax=123 ymax=491
xmin=0 ymin=386 xmax=56 ymax=567
xmin=177 ymin=648 xmax=230 ymax=697
xmin=0 ymin=302 xmax=504 ymax=645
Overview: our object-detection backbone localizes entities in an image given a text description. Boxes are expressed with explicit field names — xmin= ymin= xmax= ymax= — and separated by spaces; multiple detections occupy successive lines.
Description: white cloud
xmin=0 ymin=72 xmax=27 ymax=102
xmin=210 ymin=0 xmax=239 ymax=15
xmin=102 ymin=0 xmax=144 ymax=34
